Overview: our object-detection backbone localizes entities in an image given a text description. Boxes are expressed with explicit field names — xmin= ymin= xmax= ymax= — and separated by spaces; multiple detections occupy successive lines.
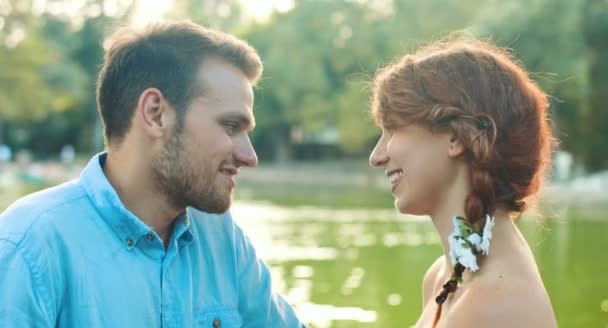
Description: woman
xmin=369 ymin=38 xmax=558 ymax=327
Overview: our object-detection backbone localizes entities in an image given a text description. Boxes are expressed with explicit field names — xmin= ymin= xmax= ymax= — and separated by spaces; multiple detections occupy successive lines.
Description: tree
xmin=473 ymin=0 xmax=589 ymax=167
xmin=169 ymin=0 xmax=243 ymax=32
xmin=0 ymin=2 xmax=87 ymax=150
xmin=0 ymin=0 xmax=131 ymax=154
xmin=244 ymin=0 xmax=484 ymax=160
xmin=582 ymin=0 xmax=608 ymax=171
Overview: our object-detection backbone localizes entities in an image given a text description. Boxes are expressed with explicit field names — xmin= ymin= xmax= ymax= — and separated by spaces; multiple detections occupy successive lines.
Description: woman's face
xmin=369 ymin=123 xmax=462 ymax=215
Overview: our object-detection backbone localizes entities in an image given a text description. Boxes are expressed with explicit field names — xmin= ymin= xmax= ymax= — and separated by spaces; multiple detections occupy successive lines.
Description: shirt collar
xmin=175 ymin=209 xmax=194 ymax=246
xmin=80 ymin=152 xmax=193 ymax=249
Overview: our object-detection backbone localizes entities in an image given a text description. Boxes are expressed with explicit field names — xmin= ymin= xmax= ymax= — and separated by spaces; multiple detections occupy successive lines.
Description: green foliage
xmin=473 ymin=0 xmax=589 ymax=162
xmin=0 ymin=23 xmax=57 ymax=121
xmin=242 ymin=0 xmax=484 ymax=159
xmin=1 ymin=0 xmax=607 ymax=170
xmin=169 ymin=0 xmax=243 ymax=31
xmin=0 ymin=1 xmax=130 ymax=151
xmin=582 ymin=0 xmax=608 ymax=171
xmin=336 ymin=78 xmax=376 ymax=152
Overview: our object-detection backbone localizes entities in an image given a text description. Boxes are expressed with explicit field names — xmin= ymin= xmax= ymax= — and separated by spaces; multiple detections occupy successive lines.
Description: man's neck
xmin=103 ymin=149 xmax=182 ymax=246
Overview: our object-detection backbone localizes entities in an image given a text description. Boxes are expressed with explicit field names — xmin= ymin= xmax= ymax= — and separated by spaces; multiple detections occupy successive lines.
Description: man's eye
xmin=222 ymin=122 xmax=240 ymax=133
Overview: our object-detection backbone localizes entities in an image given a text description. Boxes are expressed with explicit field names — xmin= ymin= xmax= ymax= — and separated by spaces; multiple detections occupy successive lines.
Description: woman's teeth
xmin=389 ymin=170 xmax=403 ymax=184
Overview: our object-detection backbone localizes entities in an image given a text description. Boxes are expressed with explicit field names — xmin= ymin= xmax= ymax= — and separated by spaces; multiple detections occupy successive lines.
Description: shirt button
xmin=126 ymin=238 xmax=133 ymax=246
xmin=146 ymin=234 xmax=154 ymax=241
xmin=212 ymin=318 xmax=221 ymax=327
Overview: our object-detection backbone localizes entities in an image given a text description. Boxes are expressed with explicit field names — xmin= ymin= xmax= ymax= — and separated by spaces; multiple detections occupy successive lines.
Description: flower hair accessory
xmin=435 ymin=215 xmax=495 ymax=305
xmin=448 ymin=215 xmax=495 ymax=272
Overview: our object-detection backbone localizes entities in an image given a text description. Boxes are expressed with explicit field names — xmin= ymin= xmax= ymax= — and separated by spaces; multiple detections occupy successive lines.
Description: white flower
xmin=451 ymin=216 xmax=463 ymax=235
xmin=448 ymin=233 xmax=461 ymax=267
xmin=479 ymin=215 xmax=495 ymax=255
xmin=447 ymin=215 xmax=496 ymax=273
xmin=467 ymin=233 xmax=482 ymax=246
xmin=456 ymin=243 xmax=480 ymax=272
xmin=448 ymin=216 xmax=481 ymax=272
xmin=448 ymin=235 xmax=480 ymax=272
xmin=448 ymin=216 xmax=464 ymax=265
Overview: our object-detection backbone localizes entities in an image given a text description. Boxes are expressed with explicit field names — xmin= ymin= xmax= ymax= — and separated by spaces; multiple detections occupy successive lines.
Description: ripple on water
xmin=295 ymin=302 xmax=378 ymax=328
xmin=341 ymin=267 xmax=365 ymax=295
xmin=387 ymin=293 xmax=402 ymax=306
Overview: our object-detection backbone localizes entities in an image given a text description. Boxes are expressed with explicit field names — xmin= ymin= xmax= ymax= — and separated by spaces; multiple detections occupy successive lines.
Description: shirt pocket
xmin=195 ymin=308 xmax=243 ymax=328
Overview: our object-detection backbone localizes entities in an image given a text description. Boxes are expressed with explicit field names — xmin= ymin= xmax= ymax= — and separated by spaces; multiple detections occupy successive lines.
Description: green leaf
xmin=459 ymin=224 xmax=473 ymax=237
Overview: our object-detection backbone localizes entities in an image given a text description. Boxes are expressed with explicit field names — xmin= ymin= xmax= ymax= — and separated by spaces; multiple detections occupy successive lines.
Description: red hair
xmin=372 ymin=37 xmax=554 ymax=225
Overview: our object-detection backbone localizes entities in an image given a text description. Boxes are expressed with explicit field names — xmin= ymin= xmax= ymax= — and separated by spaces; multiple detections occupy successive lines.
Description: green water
xmin=232 ymin=203 xmax=608 ymax=328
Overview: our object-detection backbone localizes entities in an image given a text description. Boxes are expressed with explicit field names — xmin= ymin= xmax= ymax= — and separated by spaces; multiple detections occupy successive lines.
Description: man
xmin=0 ymin=21 xmax=304 ymax=327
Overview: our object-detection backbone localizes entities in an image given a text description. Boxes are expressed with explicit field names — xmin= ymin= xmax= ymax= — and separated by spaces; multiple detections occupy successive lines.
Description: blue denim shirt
xmin=0 ymin=153 xmax=304 ymax=327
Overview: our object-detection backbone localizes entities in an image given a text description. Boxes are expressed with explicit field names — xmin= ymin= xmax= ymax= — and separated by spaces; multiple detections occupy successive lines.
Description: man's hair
xmin=96 ymin=21 xmax=263 ymax=145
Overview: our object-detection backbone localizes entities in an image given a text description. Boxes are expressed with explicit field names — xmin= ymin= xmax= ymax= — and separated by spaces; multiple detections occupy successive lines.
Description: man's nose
xmin=234 ymin=135 xmax=258 ymax=168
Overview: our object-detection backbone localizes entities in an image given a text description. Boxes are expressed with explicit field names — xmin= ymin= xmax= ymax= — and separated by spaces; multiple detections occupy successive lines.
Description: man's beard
xmin=151 ymin=128 xmax=231 ymax=214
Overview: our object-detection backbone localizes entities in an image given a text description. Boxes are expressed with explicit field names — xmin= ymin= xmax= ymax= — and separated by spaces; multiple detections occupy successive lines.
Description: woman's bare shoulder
xmin=446 ymin=275 xmax=557 ymax=328
xmin=422 ymin=256 xmax=445 ymax=305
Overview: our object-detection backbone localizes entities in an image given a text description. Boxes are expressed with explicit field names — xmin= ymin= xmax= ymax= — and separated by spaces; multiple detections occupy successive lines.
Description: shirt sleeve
xmin=233 ymin=224 xmax=307 ymax=328
xmin=0 ymin=239 xmax=54 ymax=327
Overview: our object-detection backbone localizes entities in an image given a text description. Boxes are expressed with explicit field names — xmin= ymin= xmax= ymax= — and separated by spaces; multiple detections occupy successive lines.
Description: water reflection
xmin=231 ymin=201 xmax=436 ymax=327
xmin=387 ymin=294 xmax=402 ymax=306
xmin=296 ymin=303 xmax=378 ymax=328
xmin=231 ymin=201 xmax=607 ymax=328
xmin=341 ymin=267 xmax=365 ymax=295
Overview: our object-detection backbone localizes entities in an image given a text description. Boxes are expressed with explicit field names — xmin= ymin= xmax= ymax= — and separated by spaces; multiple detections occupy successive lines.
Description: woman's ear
xmin=448 ymin=133 xmax=466 ymax=158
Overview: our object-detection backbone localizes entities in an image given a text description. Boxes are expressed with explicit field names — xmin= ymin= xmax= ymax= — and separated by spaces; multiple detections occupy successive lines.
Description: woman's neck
xmin=430 ymin=203 xmax=518 ymax=276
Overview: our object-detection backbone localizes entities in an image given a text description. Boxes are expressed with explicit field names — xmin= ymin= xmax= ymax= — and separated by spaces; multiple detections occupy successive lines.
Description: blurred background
xmin=1 ymin=0 xmax=607 ymax=327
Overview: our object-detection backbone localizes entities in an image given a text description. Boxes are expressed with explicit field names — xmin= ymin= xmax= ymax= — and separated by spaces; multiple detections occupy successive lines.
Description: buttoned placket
xmin=160 ymin=233 xmax=184 ymax=328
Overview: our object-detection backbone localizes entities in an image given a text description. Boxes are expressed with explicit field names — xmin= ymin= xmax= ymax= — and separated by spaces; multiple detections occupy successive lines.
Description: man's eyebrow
xmin=221 ymin=112 xmax=256 ymax=130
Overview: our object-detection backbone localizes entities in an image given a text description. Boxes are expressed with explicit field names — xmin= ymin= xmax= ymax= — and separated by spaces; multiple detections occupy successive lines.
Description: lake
xmin=231 ymin=201 xmax=608 ymax=328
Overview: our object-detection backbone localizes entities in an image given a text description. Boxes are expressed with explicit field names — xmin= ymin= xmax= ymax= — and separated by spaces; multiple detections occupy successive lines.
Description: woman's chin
xmin=395 ymin=198 xmax=425 ymax=216
xmin=395 ymin=198 xmax=410 ymax=214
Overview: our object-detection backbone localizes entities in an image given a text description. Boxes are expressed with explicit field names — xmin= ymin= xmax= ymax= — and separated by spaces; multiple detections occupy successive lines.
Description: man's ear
xmin=137 ymin=88 xmax=174 ymax=139
xmin=447 ymin=133 xmax=466 ymax=158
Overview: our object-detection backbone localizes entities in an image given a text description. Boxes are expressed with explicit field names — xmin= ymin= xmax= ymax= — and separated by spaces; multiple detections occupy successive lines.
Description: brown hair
xmin=97 ymin=21 xmax=263 ymax=145
xmin=372 ymin=37 xmax=554 ymax=225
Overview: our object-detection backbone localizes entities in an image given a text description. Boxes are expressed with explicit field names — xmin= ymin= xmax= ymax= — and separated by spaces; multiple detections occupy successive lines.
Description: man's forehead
xmin=195 ymin=57 xmax=253 ymax=99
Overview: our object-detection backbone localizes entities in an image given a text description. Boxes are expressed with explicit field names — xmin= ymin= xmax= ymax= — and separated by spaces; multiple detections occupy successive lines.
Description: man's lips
xmin=220 ymin=167 xmax=238 ymax=189
xmin=220 ymin=167 xmax=238 ymax=177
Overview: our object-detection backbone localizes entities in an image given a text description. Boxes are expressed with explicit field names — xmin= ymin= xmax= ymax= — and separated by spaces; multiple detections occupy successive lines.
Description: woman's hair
xmin=371 ymin=37 xmax=554 ymax=225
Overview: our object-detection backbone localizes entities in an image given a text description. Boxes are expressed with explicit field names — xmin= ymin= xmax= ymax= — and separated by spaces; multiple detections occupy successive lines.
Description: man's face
xmin=152 ymin=57 xmax=257 ymax=213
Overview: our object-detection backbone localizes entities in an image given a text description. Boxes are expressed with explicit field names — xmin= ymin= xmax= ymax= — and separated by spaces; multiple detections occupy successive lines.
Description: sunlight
xmin=131 ymin=0 xmax=172 ymax=25
xmin=131 ymin=0 xmax=294 ymax=24
xmin=239 ymin=0 xmax=294 ymax=20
